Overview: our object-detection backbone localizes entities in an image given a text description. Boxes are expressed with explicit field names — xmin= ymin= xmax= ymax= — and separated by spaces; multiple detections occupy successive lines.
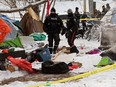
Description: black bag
xmin=0 ymin=61 xmax=6 ymax=70
xmin=42 ymin=60 xmax=69 ymax=74
xmin=70 ymin=46 xmax=79 ymax=54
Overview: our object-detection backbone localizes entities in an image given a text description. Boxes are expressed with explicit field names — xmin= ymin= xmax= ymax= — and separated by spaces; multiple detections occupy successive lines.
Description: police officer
xmin=66 ymin=9 xmax=79 ymax=53
xmin=43 ymin=7 xmax=64 ymax=54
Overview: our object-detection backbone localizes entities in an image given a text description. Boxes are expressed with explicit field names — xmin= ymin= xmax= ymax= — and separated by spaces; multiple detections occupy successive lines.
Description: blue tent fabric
xmin=2 ymin=19 xmax=18 ymax=40
xmin=0 ymin=14 xmax=23 ymax=40
xmin=13 ymin=21 xmax=24 ymax=35
xmin=111 ymin=7 xmax=116 ymax=24
xmin=0 ymin=14 xmax=16 ymax=23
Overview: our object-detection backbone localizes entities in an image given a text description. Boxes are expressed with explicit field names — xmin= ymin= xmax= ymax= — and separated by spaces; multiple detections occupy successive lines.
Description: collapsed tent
xmin=7 ymin=56 xmax=35 ymax=73
xmin=0 ymin=14 xmax=23 ymax=41
xmin=98 ymin=24 xmax=116 ymax=50
xmin=111 ymin=7 xmax=116 ymax=24
xmin=96 ymin=57 xmax=114 ymax=67
xmin=98 ymin=7 xmax=116 ymax=50
xmin=20 ymin=7 xmax=43 ymax=36
xmin=0 ymin=18 xmax=11 ymax=44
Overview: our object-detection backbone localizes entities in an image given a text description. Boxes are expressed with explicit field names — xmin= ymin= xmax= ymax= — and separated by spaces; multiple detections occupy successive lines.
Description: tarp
xmin=30 ymin=33 xmax=46 ymax=41
xmin=0 ymin=18 xmax=11 ymax=44
xmin=0 ymin=14 xmax=16 ymax=23
xmin=0 ymin=14 xmax=23 ymax=40
xmin=96 ymin=57 xmax=114 ymax=67
xmin=0 ymin=36 xmax=23 ymax=48
xmin=20 ymin=7 xmax=43 ymax=36
xmin=7 ymin=56 xmax=35 ymax=73
xmin=111 ymin=7 xmax=116 ymax=24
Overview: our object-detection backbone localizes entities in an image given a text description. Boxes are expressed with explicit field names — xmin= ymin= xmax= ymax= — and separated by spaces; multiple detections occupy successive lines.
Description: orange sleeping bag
xmin=0 ymin=18 xmax=11 ymax=43
xmin=7 ymin=56 xmax=35 ymax=73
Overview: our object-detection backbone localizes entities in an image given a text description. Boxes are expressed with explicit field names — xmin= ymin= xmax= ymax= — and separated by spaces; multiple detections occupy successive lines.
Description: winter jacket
xmin=43 ymin=13 xmax=63 ymax=34
xmin=74 ymin=11 xmax=80 ymax=22
xmin=66 ymin=13 xmax=77 ymax=32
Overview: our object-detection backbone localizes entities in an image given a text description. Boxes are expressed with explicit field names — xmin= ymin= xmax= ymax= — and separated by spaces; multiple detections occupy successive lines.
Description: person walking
xmin=102 ymin=5 xmax=107 ymax=15
xmin=74 ymin=7 xmax=80 ymax=28
xmin=43 ymin=7 xmax=65 ymax=54
xmin=106 ymin=3 xmax=110 ymax=12
xmin=66 ymin=9 xmax=79 ymax=54
xmin=81 ymin=12 xmax=88 ymax=31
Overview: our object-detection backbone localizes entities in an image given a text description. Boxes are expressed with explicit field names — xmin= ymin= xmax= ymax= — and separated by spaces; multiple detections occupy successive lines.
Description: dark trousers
xmin=67 ymin=31 xmax=79 ymax=53
xmin=68 ymin=31 xmax=76 ymax=47
xmin=82 ymin=22 xmax=88 ymax=31
xmin=48 ymin=33 xmax=60 ymax=54
xmin=76 ymin=20 xmax=80 ymax=28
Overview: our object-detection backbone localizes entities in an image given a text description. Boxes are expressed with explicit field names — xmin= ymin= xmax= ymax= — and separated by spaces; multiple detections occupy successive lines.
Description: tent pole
xmin=41 ymin=2 xmax=46 ymax=22
xmin=52 ymin=0 xmax=56 ymax=7
xmin=84 ymin=0 xmax=86 ymax=13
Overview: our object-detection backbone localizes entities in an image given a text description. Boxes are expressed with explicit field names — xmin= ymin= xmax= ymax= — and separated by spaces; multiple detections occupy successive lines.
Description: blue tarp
xmin=111 ymin=7 xmax=116 ymax=24
xmin=0 ymin=14 xmax=23 ymax=40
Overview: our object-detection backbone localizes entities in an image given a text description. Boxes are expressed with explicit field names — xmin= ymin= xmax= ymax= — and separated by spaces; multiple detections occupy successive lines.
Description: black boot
xmin=70 ymin=46 xmax=79 ymax=54
xmin=53 ymin=45 xmax=58 ymax=54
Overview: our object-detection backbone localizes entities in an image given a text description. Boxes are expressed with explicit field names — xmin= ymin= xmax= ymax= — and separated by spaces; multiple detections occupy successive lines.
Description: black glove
xmin=61 ymin=29 xmax=66 ymax=35
xmin=61 ymin=26 xmax=67 ymax=35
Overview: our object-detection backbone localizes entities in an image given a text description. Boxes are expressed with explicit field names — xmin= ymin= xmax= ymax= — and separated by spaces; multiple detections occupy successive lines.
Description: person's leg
xmin=68 ymin=32 xmax=76 ymax=47
xmin=53 ymin=34 xmax=60 ymax=54
xmin=68 ymin=31 xmax=79 ymax=53
xmin=83 ymin=23 xmax=86 ymax=31
xmin=70 ymin=45 xmax=79 ymax=53
xmin=48 ymin=35 xmax=54 ymax=54
xmin=85 ymin=23 xmax=88 ymax=30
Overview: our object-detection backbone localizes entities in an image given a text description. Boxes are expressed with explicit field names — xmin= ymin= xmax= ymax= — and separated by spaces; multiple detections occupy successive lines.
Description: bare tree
xmin=0 ymin=0 xmax=47 ymax=18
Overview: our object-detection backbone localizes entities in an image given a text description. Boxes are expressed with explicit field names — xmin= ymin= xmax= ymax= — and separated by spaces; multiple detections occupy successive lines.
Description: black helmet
xmin=51 ymin=7 xmax=56 ymax=13
xmin=76 ymin=7 xmax=79 ymax=10
xmin=67 ymin=9 xmax=73 ymax=14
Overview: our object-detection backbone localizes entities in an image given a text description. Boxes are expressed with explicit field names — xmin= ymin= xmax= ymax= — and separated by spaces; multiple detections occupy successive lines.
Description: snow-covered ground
xmin=0 ymin=0 xmax=116 ymax=87
xmin=0 ymin=34 xmax=116 ymax=87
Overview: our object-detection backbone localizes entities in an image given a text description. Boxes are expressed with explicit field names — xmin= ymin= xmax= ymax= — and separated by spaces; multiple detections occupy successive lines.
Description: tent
xmin=20 ymin=7 xmax=43 ymax=36
xmin=111 ymin=7 xmax=116 ymax=24
xmin=0 ymin=14 xmax=23 ymax=41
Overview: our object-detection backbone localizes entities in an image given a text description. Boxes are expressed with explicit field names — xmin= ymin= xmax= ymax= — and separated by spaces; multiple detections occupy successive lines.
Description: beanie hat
xmin=51 ymin=7 xmax=56 ymax=12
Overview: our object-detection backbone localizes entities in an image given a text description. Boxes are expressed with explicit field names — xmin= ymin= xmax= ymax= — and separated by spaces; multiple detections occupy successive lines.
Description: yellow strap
xmin=80 ymin=18 xmax=100 ymax=21
xmin=28 ymin=63 xmax=116 ymax=87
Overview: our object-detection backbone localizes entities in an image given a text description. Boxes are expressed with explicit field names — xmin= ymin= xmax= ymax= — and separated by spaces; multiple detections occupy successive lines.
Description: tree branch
xmin=0 ymin=0 xmax=47 ymax=13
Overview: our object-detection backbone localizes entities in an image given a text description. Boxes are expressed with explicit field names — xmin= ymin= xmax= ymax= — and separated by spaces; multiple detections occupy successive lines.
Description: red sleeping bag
xmin=7 ymin=56 xmax=35 ymax=73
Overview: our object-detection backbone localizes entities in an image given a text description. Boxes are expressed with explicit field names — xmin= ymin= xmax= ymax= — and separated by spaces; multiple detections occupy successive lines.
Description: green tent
xmin=96 ymin=57 xmax=114 ymax=67
xmin=0 ymin=36 xmax=23 ymax=48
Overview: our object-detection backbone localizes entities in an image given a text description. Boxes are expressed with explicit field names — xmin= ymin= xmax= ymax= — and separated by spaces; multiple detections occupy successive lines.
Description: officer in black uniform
xmin=66 ymin=9 xmax=79 ymax=54
xmin=43 ymin=7 xmax=64 ymax=54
